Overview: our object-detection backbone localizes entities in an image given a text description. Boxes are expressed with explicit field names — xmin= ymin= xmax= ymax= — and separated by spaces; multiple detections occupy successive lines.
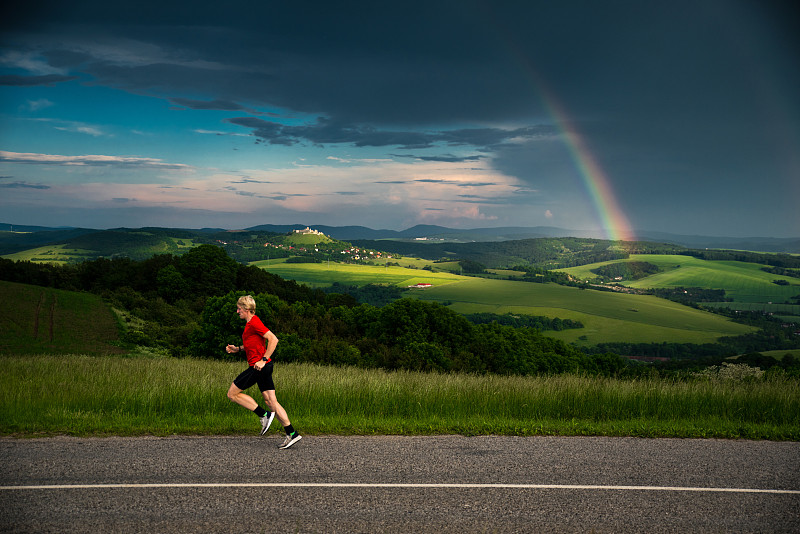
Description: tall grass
xmin=1 ymin=355 xmax=797 ymax=439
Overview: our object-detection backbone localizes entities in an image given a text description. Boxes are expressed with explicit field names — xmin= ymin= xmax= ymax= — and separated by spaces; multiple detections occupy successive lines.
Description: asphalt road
xmin=1 ymin=435 xmax=799 ymax=533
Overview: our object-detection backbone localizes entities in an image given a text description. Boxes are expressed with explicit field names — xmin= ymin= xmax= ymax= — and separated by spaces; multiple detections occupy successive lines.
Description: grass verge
xmin=1 ymin=355 xmax=797 ymax=440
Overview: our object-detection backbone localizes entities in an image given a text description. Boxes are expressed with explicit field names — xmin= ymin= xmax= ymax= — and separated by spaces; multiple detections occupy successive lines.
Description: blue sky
xmin=1 ymin=0 xmax=798 ymax=237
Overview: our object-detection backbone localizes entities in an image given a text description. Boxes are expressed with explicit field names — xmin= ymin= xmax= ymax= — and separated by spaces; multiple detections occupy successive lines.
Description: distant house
xmin=408 ymin=283 xmax=433 ymax=289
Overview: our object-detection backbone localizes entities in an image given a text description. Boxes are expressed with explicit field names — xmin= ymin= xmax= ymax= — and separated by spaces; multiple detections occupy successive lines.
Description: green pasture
xmin=252 ymin=259 xmax=463 ymax=288
xmin=3 ymin=244 xmax=95 ymax=264
xmin=2 ymin=237 xmax=197 ymax=264
xmin=561 ymin=255 xmax=800 ymax=305
xmin=252 ymin=261 xmax=755 ymax=346
xmin=413 ymin=277 xmax=755 ymax=346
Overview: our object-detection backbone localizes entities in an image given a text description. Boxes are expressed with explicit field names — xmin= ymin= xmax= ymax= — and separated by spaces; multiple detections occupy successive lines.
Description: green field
xmin=254 ymin=261 xmax=755 ymax=346
xmin=561 ymin=254 xmax=800 ymax=306
xmin=3 ymin=243 xmax=96 ymax=264
xmin=2 ymin=237 xmax=198 ymax=263
xmin=252 ymin=258 xmax=464 ymax=288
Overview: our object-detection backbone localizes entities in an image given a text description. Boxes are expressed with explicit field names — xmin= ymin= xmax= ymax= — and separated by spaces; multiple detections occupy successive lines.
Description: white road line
xmin=1 ymin=483 xmax=798 ymax=494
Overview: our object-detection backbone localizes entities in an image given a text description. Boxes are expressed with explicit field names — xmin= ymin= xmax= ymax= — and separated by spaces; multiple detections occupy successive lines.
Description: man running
xmin=225 ymin=295 xmax=302 ymax=449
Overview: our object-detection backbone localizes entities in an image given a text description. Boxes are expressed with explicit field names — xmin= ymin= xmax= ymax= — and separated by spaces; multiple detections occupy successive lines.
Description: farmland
xmin=254 ymin=260 xmax=755 ymax=346
xmin=251 ymin=258 xmax=463 ymax=288
xmin=560 ymin=254 xmax=800 ymax=312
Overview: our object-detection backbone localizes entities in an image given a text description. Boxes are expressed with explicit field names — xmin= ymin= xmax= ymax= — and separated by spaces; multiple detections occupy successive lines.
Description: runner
xmin=225 ymin=294 xmax=302 ymax=449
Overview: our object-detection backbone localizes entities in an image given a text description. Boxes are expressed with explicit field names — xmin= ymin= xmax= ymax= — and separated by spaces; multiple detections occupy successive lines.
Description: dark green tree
xmin=176 ymin=244 xmax=238 ymax=298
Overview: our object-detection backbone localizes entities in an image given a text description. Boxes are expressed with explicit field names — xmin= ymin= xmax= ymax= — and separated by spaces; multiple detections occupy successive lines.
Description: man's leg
xmin=261 ymin=389 xmax=290 ymax=427
xmin=263 ymin=390 xmax=301 ymax=448
xmin=227 ymin=382 xmax=259 ymax=411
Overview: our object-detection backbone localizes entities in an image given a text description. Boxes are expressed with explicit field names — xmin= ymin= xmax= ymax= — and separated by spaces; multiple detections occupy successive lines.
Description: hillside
xmin=254 ymin=260 xmax=756 ymax=346
xmin=559 ymin=254 xmax=800 ymax=318
xmin=0 ymin=280 xmax=123 ymax=355
xmin=350 ymin=237 xmax=686 ymax=269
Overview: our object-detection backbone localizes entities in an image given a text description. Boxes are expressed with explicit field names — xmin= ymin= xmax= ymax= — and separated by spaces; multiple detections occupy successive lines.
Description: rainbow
xmin=540 ymin=85 xmax=636 ymax=242
xmin=496 ymin=30 xmax=636 ymax=242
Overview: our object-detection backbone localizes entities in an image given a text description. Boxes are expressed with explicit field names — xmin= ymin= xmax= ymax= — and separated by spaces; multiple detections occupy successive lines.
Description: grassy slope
xmin=0 ymin=280 xmax=124 ymax=355
xmin=2 ymin=237 xmax=197 ymax=263
xmin=255 ymin=261 xmax=755 ymax=346
xmin=3 ymin=244 xmax=96 ymax=264
xmin=561 ymin=254 xmax=800 ymax=304
xmin=414 ymin=277 xmax=753 ymax=346
xmin=252 ymin=259 xmax=464 ymax=288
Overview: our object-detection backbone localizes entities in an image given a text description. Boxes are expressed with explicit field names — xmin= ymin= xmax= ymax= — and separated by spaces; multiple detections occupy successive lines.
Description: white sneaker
xmin=279 ymin=433 xmax=302 ymax=449
xmin=260 ymin=412 xmax=275 ymax=436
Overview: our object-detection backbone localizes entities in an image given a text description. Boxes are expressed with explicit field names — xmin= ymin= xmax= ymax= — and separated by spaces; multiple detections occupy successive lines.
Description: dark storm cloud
xmin=2 ymin=0 xmax=798 ymax=235
xmin=170 ymin=98 xmax=248 ymax=111
xmin=226 ymin=117 xmax=435 ymax=149
xmin=391 ymin=154 xmax=485 ymax=163
xmin=0 ymin=74 xmax=78 ymax=86
xmin=0 ymin=180 xmax=50 ymax=189
xmin=3 ymin=0 xmax=797 ymax=130
xmin=226 ymin=117 xmax=550 ymax=151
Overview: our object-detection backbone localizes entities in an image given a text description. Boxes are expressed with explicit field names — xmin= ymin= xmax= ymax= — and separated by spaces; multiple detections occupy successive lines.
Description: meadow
xmin=254 ymin=260 xmax=756 ymax=346
xmin=2 ymin=236 xmax=198 ymax=264
xmin=251 ymin=258 xmax=464 ymax=288
xmin=561 ymin=254 xmax=800 ymax=306
xmin=2 ymin=243 xmax=97 ymax=265
xmin=2 ymin=355 xmax=797 ymax=440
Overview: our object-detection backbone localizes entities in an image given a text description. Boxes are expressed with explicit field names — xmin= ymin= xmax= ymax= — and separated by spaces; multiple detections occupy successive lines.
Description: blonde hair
xmin=237 ymin=295 xmax=256 ymax=312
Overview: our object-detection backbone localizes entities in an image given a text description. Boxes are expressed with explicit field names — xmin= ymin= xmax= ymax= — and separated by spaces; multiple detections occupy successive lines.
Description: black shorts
xmin=233 ymin=362 xmax=275 ymax=392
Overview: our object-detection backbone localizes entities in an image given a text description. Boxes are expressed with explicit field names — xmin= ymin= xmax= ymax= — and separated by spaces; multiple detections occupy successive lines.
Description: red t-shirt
xmin=242 ymin=315 xmax=270 ymax=366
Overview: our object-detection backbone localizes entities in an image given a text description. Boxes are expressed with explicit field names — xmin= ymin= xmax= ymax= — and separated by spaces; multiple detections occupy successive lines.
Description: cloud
xmin=24 ymin=98 xmax=54 ymax=111
xmin=171 ymin=98 xmax=248 ymax=111
xmin=27 ymin=118 xmax=108 ymax=137
xmin=194 ymin=129 xmax=249 ymax=137
xmin=229 ymin=177 xmax=273 ymax=184
xmin=54 ymin=124 xmax=105 ymax=137
xmin=226 ymin=116 xmax=551 ymax=151
xmin=414 ymin=178 xmax=499 ymax=187
xmin=0 ymin=151 xmax=192 ymax=170
xmin=0 ymin=180 xmax=50 ymax=189
xmin=0 ymin=74 xmax=78 ymax=86
xmin=392 ymin=153 xmax=485 ymax=163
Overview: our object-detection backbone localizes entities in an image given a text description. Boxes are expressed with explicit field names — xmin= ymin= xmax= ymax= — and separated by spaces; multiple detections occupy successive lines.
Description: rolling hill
xmin=253 ymin=260 xmax=756 ymax=346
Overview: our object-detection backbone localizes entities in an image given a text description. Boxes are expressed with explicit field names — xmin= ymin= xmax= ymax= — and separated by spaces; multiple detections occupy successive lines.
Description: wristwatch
xmin=261 ymin=356 xmax=268 ymax=361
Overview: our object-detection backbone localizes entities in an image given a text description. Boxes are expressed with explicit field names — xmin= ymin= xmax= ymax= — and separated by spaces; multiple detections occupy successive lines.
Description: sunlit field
xmin=252 ymin=258 xmax=463 ymax=288
xmin=252 ymin=261 xmax=755 ymax=346
xmin=561 ymin=254 xmax=800 ymax=305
